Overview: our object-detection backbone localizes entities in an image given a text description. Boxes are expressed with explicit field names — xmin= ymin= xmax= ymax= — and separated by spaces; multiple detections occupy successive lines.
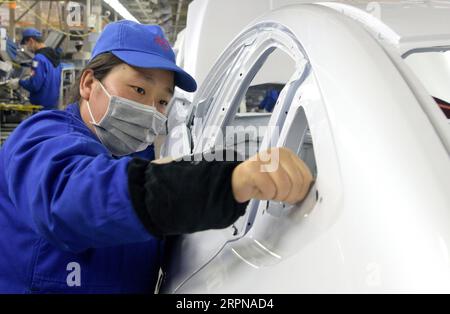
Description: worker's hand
xmin=7 ymin=78 xmax=20 ymax=89
xmin=151 ymin=156 xmax=174 ymax=165
xmin=232 ymin=147 xmax=313 ymax=204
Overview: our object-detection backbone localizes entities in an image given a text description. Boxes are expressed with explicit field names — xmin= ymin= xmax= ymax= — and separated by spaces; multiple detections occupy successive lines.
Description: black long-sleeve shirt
xmin=128 ymin=151 xmax=249 ymax=237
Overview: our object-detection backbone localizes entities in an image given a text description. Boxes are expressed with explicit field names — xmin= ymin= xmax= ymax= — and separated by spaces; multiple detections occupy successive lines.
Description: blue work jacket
xmin=19 ymin=48 xmax=62 ymax=109
xmin=0 ymin=103 xmax=162 ymax=293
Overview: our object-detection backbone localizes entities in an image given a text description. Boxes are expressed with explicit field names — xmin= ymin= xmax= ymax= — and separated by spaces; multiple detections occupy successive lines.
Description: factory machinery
xmin=0 ymin=27 xmax=41 ymax=145
xmin=0 ymin=26 xmax=83 ymax=145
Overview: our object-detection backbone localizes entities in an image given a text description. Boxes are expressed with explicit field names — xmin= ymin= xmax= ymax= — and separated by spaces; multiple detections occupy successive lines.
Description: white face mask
xmin=87 ymin=81 xmax=168 ymax=157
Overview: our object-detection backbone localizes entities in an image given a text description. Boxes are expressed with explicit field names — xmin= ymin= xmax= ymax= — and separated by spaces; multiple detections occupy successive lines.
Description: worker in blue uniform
xmin=259 ymin=88 xmax=279 ymax=113
xmin=0 ymin=20 xmax=313 ymax=293
xmin=8 ymin=28 xmax=62 ymax=110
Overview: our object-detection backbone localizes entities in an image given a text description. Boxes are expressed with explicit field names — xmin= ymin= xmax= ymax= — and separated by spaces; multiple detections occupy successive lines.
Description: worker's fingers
xmin=263 ymin=148 xmax=302 ymax=204
xmin=151 ymin=156 xmax=175 ymax=165
xmin=246 ymin=161 xmax=277 ymax=201
xmin=232 ymin=147 xmax=313 ymax=204
xmin=276 ymin=152 xmax=302 ymax=204
xmin=264 ymin=162 xmax=293 ymax=202
xmin=232 ymin=160 xmax=277 ymax=203
xmin=248 ymin=148 xmax=295 ymax=202
xmin=282 ymin=151 xmax=312 ymax=204
xmin=259 ymin=147 xmax=313 ymax=204
xmin=231 ymin=163 xmax=254 ymax=203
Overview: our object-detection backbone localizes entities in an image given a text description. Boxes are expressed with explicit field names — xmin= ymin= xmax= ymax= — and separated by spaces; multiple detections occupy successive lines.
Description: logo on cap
xmin=154 ymin=36 xmax=171 ymax=51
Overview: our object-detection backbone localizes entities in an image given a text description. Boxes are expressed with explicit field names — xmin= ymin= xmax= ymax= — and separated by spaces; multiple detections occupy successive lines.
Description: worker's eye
xmin=132 ymin=86 xmax=146 ymax=96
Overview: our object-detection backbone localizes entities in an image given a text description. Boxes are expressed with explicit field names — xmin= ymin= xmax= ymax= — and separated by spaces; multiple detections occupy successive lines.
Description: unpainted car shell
xmin=161 ymin=1 xmax=450 ymax=293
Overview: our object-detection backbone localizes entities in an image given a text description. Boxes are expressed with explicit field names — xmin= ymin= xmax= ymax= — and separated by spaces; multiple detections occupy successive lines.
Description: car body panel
xmin=161 ymin=1 xmax=450 ymax=293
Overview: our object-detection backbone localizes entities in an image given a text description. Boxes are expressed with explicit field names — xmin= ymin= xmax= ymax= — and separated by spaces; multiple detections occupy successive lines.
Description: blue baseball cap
xmin=91 ymin=20 xmax=197 ymax=92
xmin=21 ymin=28 xmax=42 ymax=45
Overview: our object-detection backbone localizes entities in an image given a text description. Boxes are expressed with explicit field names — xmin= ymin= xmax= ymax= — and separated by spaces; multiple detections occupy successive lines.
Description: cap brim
xmin=112 ymin=50 xmax=197 ymax=92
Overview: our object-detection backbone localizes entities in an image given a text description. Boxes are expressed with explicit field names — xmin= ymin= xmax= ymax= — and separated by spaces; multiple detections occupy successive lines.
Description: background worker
xmin=8 ymin=28 xmax=62 ymax=110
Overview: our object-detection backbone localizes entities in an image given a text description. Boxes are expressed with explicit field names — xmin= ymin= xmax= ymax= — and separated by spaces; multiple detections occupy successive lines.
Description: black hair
xmin=24 ymin=36 xmax=44 ymax=44
xmin=69 ymin=52 xmax=124 ymax=104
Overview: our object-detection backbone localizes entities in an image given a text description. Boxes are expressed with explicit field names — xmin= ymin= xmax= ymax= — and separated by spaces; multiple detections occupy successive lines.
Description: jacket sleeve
xmin=19 ymin=56 xmax=46 ymax=93
xmin=128 ymin=151 xmax=249 ymax=237
xmin=3 ymin=114 xmax=153 ymax=253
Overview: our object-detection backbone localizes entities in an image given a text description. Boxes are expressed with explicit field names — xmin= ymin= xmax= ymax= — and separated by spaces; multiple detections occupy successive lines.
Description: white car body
xmin=160 ymin=0 xmax=450 ymax=293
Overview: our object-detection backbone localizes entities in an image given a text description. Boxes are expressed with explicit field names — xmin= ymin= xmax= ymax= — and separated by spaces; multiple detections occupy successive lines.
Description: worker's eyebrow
xmin=166 ymin=86 xmax=174 ymax=96
xmin=142 ymin=73 xmax=155 ymax=83
xmin=141 ymin=73 xmax=174 ymax=96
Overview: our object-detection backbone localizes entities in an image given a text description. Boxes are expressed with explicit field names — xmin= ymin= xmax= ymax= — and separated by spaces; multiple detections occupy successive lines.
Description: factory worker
xmin=0 ymin=20 xmax=312 ymax=293
xmin=8 ymin=28 xmax=62 ymax=110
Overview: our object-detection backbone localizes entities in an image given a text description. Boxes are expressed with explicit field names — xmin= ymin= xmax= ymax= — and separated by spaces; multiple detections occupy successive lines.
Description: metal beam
xmin=135 ymin=0 xmax=150 ymax=22
xmin=174 ymin=0 xmax=184 ymax=38
xmin=35 ymin=1 xmax=41 ymax=30
xmin=86 ymin=0 xmax=91 ymax=32
xmin=9 ymin=2 xmax=15 ymax=41
xmin=14 ymin=0 xmax=39 ymax=23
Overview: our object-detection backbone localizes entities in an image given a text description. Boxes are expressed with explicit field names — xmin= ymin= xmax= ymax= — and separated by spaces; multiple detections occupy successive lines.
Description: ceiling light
xmin=103 ymin=0 xmax=139 ymax=23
